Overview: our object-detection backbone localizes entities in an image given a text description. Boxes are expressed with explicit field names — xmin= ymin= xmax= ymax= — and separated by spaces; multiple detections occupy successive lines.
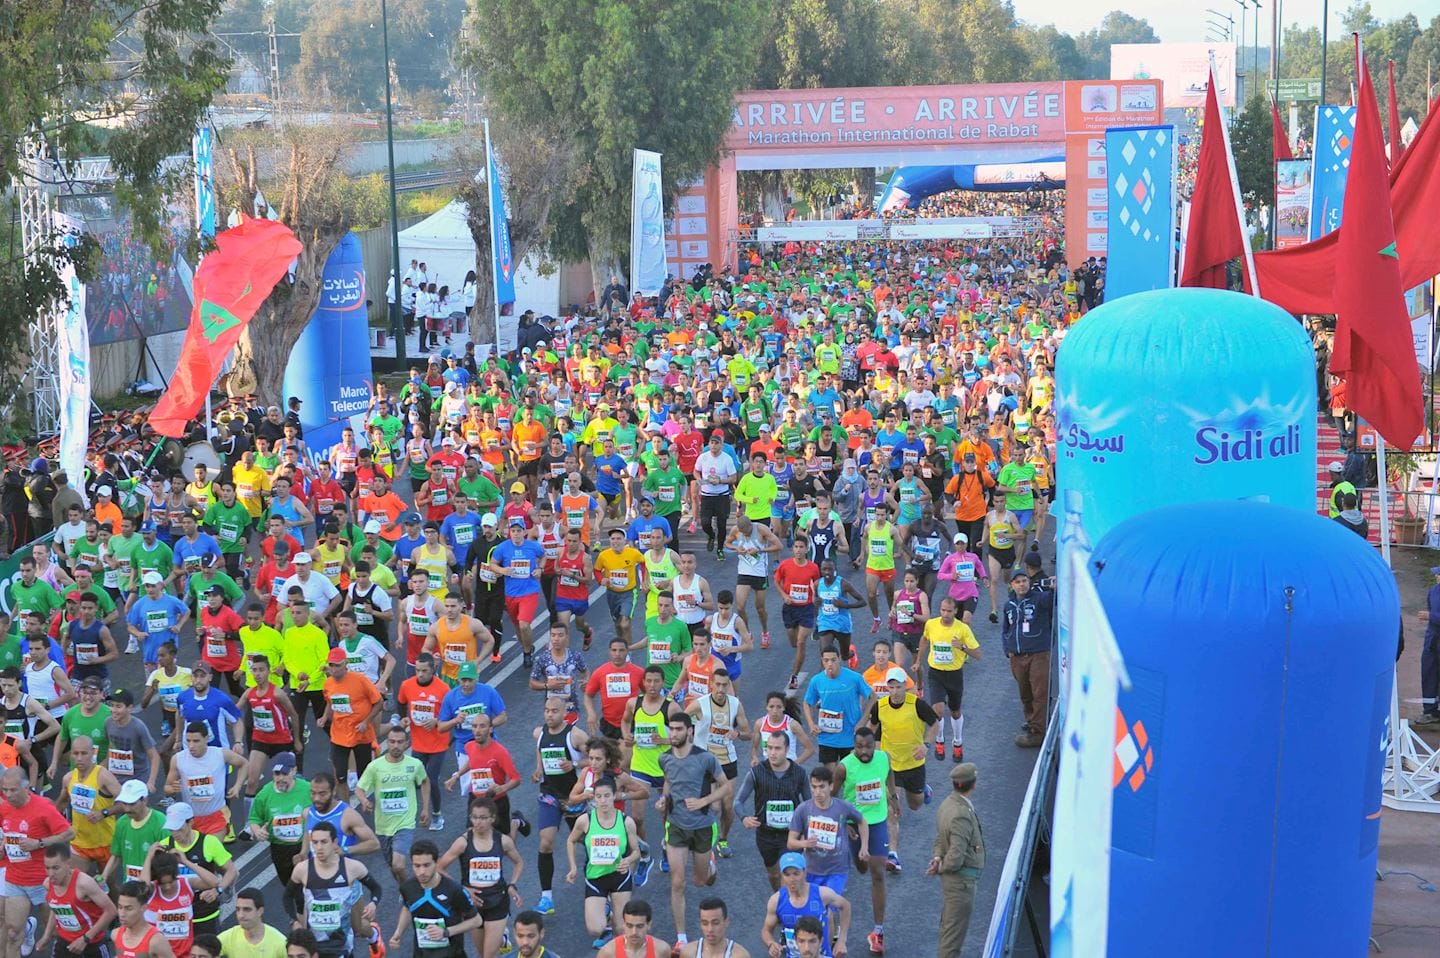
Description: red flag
xmin=1387 ymin=60 xmax=1403 ymax=165
xmin=1330 ymin=55 xmax=1423 ymax=450
xmin=1270 ymin=98 xmax=1294 ymax=161
xmin=1180 ymin=66 xmax=1257 ymax=291
xmin=149 ymin=217 xmax=303 ymax=438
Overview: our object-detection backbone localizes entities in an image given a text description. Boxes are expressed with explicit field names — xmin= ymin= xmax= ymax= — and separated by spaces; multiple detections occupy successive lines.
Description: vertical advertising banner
xmin=192 ymin=125 xmax=216 ymax=240
xmin=53 ymin=212 xmax=90 ymax=502
xmin=630 ymin=149 xmax=668 ymax=297
xmin=1065 ymin=133 xmax=1108 ymax=260
xmin=1275 ymin=158 xmax=1313 ymax=250
xmin=282 ymin=233 xmax=372 ymax=461
xmin=1105 ymin=125 xmax=1176 ymax=299
xmin=483 ymin=119 xmax=516 ymax=355
xmin=1309 ymin=105 xmax=1356 ymax=240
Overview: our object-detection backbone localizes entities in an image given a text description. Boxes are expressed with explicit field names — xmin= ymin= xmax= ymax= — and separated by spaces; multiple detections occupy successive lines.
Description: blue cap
xmin=1430 ymin=567 xmax=1440 ymax=575
xmin=779 ymin=852 xmax=806 ymax=872
xmin=139 ymin=520 xmax=157 ymax=533
xmin=28 ymin=458 xmax=48 ymax=474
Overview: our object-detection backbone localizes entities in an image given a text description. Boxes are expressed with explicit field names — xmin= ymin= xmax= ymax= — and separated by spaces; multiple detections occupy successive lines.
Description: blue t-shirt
xmin=803 ymin=667 xmax=871 ymax=748
xmin=592 ymin=454 xmax=627 ymax=496
xmin=393 ymin=534 xmax=426 ymax=570
xmin=441 ymin=512 xmax=483 ymax=567
xmin=126 ymin=595 xmax=189 ymax=644
xmin=438 ymin=682 xmax=508 ymax=751
xmin=625 ymin=514 xmax=669 ymax=543
xmin=175 ymin=687 xmax=242 ymax=748
xmin=171 ymin=533 xmax=223 ymax=573
xmin=491 ymin=539 xmax=545 ymax=597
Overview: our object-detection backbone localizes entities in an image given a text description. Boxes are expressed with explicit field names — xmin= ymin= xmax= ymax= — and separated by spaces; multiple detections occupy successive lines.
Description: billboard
xmin=1111 ymin=42 xmax=1237 ymax=108
xmin=1275 ymin=158 xmax=1313 ymax=249
xmin=1309 ymin=105 xmax=1356 ymax=240
xmin=77 ymin=199 xmax=194 ymax=345
xmin=1105 ymin=125 xmax=1177 ymax=300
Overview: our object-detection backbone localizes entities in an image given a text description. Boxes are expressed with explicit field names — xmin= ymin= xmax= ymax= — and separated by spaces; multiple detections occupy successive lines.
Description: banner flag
xmin=193 ymin=125 xmax=216 ymax=240
xmin=54 ymin=212 xmax=90 ymax=503
xmin=484 ymin=119 xmax=516 ymax=321
xmin=1275 ymin=159 xmax=1314 ymax=250
xmin=1050 ymin=548 xmax=1131 ymax=958
xmin=283 ymin=233 xmax=372 ymax=462
xmin=1105 ymin=125 xmax=1176 ymax=299
xmin=1309 ymin=105 xmax=1356 ymax=240
xmin=630 ymin=149 xmax=668 ymax=297
xmin=149 ymin=217 xmax=303 ymax=438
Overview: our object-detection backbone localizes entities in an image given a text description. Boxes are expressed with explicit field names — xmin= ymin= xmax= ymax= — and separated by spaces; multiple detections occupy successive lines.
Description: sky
xmin=1008 ymin=0 xmax=1429 ymax=45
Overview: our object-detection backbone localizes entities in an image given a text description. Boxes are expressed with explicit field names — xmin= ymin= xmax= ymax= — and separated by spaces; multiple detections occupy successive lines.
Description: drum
xmin=183 ymin=440 xmax=221 ymax=481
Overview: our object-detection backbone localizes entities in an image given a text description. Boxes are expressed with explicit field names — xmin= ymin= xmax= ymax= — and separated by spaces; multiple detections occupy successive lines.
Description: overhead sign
xmin=1276 ymin=78 xmax=1324 ymax=102
xmin=753 ymin=220 xmax=999 ymax=242
xmin=1111 ymin=42 xmax=1237 ymax=108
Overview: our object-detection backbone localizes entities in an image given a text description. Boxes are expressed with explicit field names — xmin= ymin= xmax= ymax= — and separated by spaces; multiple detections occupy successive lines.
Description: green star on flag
xmin=200 ymin=300 xmax=241 ymax=343
xmin=1379 ymin=242 xmax=1398 ymax=259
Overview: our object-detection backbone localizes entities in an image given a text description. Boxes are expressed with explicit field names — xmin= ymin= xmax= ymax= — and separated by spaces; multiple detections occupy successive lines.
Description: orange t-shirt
xmin=512 ymin=421 xmax=547 ymax=462
xmin=841 ymin=409 xmax=874 ymax=449
xmin=397 ymin=675 xmax=449 ymax=754
xmin=324 ymin=671 xmax=381 ymax=746
xmin=94 ymin=500 xmax=123 ymax=535
xmin=357 ymin=491 xmax=408 ymax=541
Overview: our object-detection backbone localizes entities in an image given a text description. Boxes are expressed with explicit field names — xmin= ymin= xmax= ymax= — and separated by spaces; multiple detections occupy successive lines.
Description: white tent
xmin=396 ymin=200 xmax=561 ymax=347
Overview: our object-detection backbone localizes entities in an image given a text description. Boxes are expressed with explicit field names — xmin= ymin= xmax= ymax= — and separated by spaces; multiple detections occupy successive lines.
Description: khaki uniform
xmin=932 ymin=790 xmax=985 ymax=958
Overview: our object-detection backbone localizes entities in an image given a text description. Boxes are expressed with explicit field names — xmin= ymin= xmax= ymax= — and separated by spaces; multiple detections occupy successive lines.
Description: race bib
xmin=355 ymin=608 xmax=374 ymax=627
xmin=589 ymin=834 xmax=622 ymax=865
xmin=869 ymin=540 xmax=887 ymax=557
xmin=468 ymin=855 xmax=501 ymax=887
xmin=205 ymin=633 xmax=228 ymax=659
xmin=454 ymin=526 xmax=474 ymax=545
xmin=605 ymin=673 xmax=632 ymax=699
xmin=764 ymin=800 xmax=794 ymax=830
xmin=253 ymin=707 xmax=276 ymax=733
xmin=414 ymin=915 xmax=448 ymax=950
xmin=145 ymin=609 xmax=170 ymax=634
xmin=108 ymin=748 xmax=135 ymax=775
xmin=540 ymin=746 xmax=567 ymax=776
xmin=566 ymin=509 xmax=585 ymax=529
xmin=330 ymin=694 xmax=353 ymax=715
xmin=559 ymin=572 xmax=581 ymax=588
xmin=955 ymin=561 xmax=975 ymax=583
xmin=510 ymin=559 xmax=531 ymax=578
xmin=410 ymin=700 xmax=435 ymax=726
xmin=380 ymin=788 xmax=409 ymax=814
xmin=787 ymin=585 xmax=809 ymax=604
xmin=895 ymin=601 xmax=914 ymax=624
xmin=408 ymin=612 xmax=432 ymax=636
xmin=650 ymin=640 xmax=672 ymax=664
xmin=634 ymin=727 xmax=658 ymax=749
xmin=807 ymin=816 xmax=839 ymax=850
xmin=272 ymin=812 xmax=303 ymax=843
xmin=855 ymin=779 xmax=884 ymax=807
xmin=609 ymin=570 xmax=630 ymax=590
xmin=75 ymin=643 xmax=99 ymax=665
xmin=933 ymin=642 xmax=954 ymax=666
xmin=818 ymin=708 xmax=843 ymax=734
xmin=70 ymin=783 xmax=96 ymax=814
xmin=468 ymin=769 xmax=496 ymax=794
xmin=308 ymin=900 xmax=343 ymax=932
xmin=186 ymin=776 xmax=215 ymax=800
xmin=157 ymin=909 xmax=191 ymax=939
xmin=158 ymin=684 xmax=181 ymax=710
xmin=3 ymin=833 xmax=27 ymax=862
xmin=52 ymin=904 xmax=80 ymax=933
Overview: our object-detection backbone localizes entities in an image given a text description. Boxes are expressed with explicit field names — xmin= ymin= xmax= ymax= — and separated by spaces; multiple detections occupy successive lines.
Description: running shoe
xmin=581 ymin=626 xmax=594 ymax=651
xmin=512 ymin=811 xmax=532 ymax=838
xmin=988 ymin=611 xmax=999 ymax=624
xmin=592 ymin=936 xmax=611 ymax=950
xmin=886 ymin=851 xmax=902 ymax=873
xmin=706 ymin=534 xmax=715 ymax=551
xmin=535 ymin=892 xmax=555 ymax=915
xmin=429 ymin=812 xmax=445 ymax=832
xmin=125 ymin=636 xmax=139 ymax=654
xmin=870 ymin=619 xmax=880 ymax=634
xmin=661 ymin=855 xmax=670 ymax=873
xmin=522 ymin=652 xmax=533 ymax=668
xmin=689 ymin=521 xmax=698 ymax=534
xmin=491 ymin=651 xmax=501 ymax=663
xmin=715 ymin=840 xmax=732 ymax=859
xmin=499 ymin=932 xmax=513 ymax=954
xmin=923 ymin=784 xmax=933 ymax=805
xmin=952 ymin=744 xmax=964 ymax=762
xmin=760 ymin=631 xmax=771 ymax=650
xmin=715 ymin=549 xmax=725 ymax=562
xmin=847 ymin=647 xmax=859 ymax=671
xmin=867 ymin=930 xmax=885 ymax=954
xmin=20 ymin=916 xmax=34 ymax=957
xmin=635 ymin=854 xmax=654 ymax=888
xmin=935 ymin=741 xmax=945 ymax=759
xmin=368 ymin=924 xmax=387 ymax=958
xmin=787 ymin=674 xmax=800 ymax=691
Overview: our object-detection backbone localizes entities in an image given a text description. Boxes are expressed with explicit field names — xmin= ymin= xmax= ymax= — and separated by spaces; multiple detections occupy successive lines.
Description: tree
xmin=1074 ymin=11 xmax=1159 ymax=79
xmin=0 ymin=0 xmax=228 ymax=418
xmin=451 ymin=115 xmax=584 ymax=346
xmin=468 ymin=0 xmax=766 ymax=294
xmin=752 ymin=0 xmax=892 ymax=90
xmin=1230 ymin=93 xmax=1275 ymax=220
xmin=218 ymin=127 xmax=386 ymax=403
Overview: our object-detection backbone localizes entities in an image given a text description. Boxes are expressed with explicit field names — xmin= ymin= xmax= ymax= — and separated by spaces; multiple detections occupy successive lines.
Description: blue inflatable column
xmin=1092 ymin=500 xmax=1395 ymax=955
xmin=1055 ymin=287 xmax=1317 ymax=544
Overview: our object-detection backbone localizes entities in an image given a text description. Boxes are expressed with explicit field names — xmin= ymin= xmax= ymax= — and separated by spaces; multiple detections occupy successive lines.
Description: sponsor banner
xmin=671 ymin=177 xmax=713 ymax=283
xmin=1275 ymin=158 xmax=1313 ymax=249
xmin=889 ymin=221 xmax=993 ymax=239
xmin=1105 ymin=125 xmax=1177 ymax=300
xmin=193 ymin=125 xmax=216 ymax=240
xmin=755 ymin=224 xmax=858 ymax=242
xmin=283 ymin=232 xmax=372 ymax=463
xmin=1309 ymin=106 xmax=1356 ymax=240
xmin=483 ymin=120 xmax=516 ymax=334
xmin=54 ymin=212 xmax=90 ymax=502
xmin=1066 ymin=133 xmax=1108 ymax=259
xmin=1110 ymin=42 xmax=1237 ymax=108
xmin=1051 ymin=548 xmax=1129 ymax=958
xmin=630 ymin=149 xmax=668 ymax=296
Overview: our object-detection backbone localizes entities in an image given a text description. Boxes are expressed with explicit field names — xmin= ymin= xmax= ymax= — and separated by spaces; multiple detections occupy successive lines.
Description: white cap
xmin=97 ymin=485 xmax=113 ymax=497
xmin=164 ymin=802 xmax=194 ymax=830
xmin=1328 ymin=461 xmax=1344 ymax=473
xmin=116 ymin=779 xmax=149 ymax=804
xmin=953 ymin=532 xmax=968 ymax=545
xmin=141 ymin=571 xmax=164 ymax=586
xmin=480 ymin=513 xmax=498 ymax=527
xmin=293 ymin=552 xmax=313 ymax=564
xmin=363 ymin=519 xmax=382 ymax=534
xmin=885 ymin=667 xmax=909 ymax=685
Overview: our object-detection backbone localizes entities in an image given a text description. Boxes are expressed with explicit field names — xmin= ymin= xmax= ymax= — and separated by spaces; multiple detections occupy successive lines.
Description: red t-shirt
xmin=672 ymin=431 xmax=704 ymax=473
xmin=775 ymin=559 xmax=820 ymax=606
xmin=198 ymin=605 xmax=245 ymax=672
xmin=308 ymin=479 xmax=347 ymax=520
xmin=1 ymin=793 xmax=70 ymax=885
xmin=461 ymin=739 xmax=519 ymax=798
xmin=397 ymin=676 xmax=449 ymax=755
xmin=255 ymin=561 xmax=296 ymax=625
xmin=584 ymin=662 xmax=645 ymax=727
xmin=260 ymin=534 xmax=304 ymax=562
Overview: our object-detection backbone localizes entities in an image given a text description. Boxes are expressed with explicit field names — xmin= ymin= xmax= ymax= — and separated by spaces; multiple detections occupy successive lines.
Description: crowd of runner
xmin=0 ymin=213 xmax=1079 ymax=958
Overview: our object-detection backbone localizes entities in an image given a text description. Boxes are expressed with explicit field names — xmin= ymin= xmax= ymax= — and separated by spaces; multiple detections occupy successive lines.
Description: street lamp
xmin=381 ymin=0 xmax=407 ymax=366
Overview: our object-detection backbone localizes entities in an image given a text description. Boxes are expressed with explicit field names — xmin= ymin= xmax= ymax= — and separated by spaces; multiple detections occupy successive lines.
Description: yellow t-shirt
xmin=238 ymin=625 xmax=284 ymax=687
xmin=924 ymin=618 xmax=980 ymax=672
xmin=230 ymin=463 xmax=271 ymax=518
xmin=594 ymin=547 xmax=644 ymax=593
xmin=146 ymin=666 xmax=194 ymax=712
xmin=69 ymin=764 xmax=114 ymax=849
xmin=313 ymin=542 xmax=348 ymax=586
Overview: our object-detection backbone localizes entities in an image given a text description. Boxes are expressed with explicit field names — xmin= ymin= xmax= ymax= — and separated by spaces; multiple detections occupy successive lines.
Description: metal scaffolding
xmin=12 ymin=136 xmax=61 ymax=436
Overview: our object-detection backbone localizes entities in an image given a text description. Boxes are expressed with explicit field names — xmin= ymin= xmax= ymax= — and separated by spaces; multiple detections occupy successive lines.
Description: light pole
xmin=381 ymin=0 xmax=406 ymax=366
xmin=1232 ymin=0 xmax=1248 ymax=94
xmin=1250 ymin=1 xmax=1262 ymax=87
xmin=1320 ymin=0 xmax=1330 ymax=104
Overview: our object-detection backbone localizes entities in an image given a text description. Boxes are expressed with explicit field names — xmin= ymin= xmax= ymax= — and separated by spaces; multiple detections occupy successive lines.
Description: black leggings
xmin=700 ymin=494 xmax=731 ymax=546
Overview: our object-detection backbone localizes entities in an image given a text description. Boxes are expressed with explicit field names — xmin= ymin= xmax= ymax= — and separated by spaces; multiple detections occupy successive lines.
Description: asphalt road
xmin=96 ymin=521 xmax=1046 ymax=958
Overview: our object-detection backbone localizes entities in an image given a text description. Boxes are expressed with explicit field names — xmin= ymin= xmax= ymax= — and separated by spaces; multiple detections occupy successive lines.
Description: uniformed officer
xmin=928 ymin=762 xmax=984 ymax=957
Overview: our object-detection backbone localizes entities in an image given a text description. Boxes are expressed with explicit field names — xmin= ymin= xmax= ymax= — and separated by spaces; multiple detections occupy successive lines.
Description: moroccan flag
xmin=1330 ymin=55 xmax=1423 ymax=451
xmin=149 ymin=217 xmax=303 ymax=438
xmin=1271 ymin=98 xmax=1294 ymax=161
xmin=1387 ymin=60 xmax=1403 ymax=166
xmin=1180 ymin=66 xmax=1258 ymax=292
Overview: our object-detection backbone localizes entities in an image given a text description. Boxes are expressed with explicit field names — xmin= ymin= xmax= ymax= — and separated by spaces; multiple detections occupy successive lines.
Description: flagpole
xmin=484 ymin=117 xmax=501 ymax=359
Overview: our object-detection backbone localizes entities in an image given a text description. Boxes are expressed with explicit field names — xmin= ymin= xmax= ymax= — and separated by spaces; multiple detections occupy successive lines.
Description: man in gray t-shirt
xmin=103 ymin=689 xmax=160 ymax=790
xmin=657 ymin=711 xmax=732 ymax=943
xmin=788 ymin=763 xmax=868 ymax=887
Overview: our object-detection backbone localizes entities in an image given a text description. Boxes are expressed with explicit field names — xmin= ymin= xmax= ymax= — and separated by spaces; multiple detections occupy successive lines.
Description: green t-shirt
xmin=371 ymin=414 xmax=404 ymax=448
xmin=644 ymin=616 xmax=692 ymax=688
xmin=736 ymin=472 xmax=779 ymax=521
xmin=130 ymin=541 xmax=174 ymax=582
xmin=357 ymin=754 xmax=427 ymax=835
xmin=458 ymin=475 xmax=502 ymax=514
xmin=840 ymin=749 xmax=892 ymax=825
xmin=60 ymin=704 xmax=112 ymax=762
xmin=739 ymin=399 xmax=773 ymax=439
xmin=69 ymin=538 xmax=102 ymax=568
xmin=996 ymin=462 xmax=1037 ymax=511
xmin=204 ymin=500 xmax=253 ymax=554
xmin=9 ymin=579 xmax=61 ymax=624
xmin=110 ymin=809 xmax=169 ymax=880
xmin=642 ymin=466 xmax=687 ymax=517
xmin=186 ymin=572 xmax=246 ymax=607
xmin=217 ymin=925 xmax=288 ymax=958
xmin=0 ymin=636 xmax=23 ymax=671
xmin=248 ymin=777 xmax=313 ymax=846
xmin=349 ymin=538 xmax=396 ymax=567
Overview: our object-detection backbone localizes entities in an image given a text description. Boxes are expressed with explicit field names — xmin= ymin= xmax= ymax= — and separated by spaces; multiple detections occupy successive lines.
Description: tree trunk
xmin=587 ymin=231 xmax=625 ymax=305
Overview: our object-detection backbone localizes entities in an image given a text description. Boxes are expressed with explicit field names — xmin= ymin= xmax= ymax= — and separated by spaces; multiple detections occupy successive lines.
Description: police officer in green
xmin=929 ymin=762 xmax=984 ymax=957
